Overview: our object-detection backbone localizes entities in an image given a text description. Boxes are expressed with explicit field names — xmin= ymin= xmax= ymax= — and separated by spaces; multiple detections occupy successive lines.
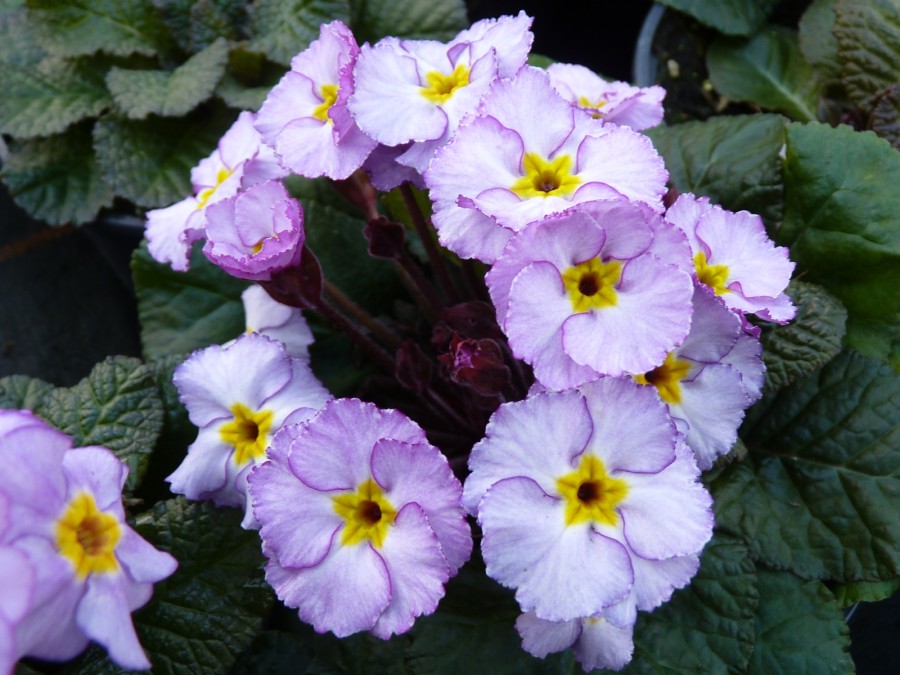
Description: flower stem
xmin=323 ymin=279 xmax=404 ymax=350
xmin=400 ymin=183 xmax=460 ymax=304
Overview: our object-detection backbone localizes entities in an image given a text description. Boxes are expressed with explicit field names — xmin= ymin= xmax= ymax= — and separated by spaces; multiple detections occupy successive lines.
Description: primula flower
xmin=202 ymin=180 xmax=304 ymax=281
xmin=547 ymin=63 xmax=665 ymax=130
xmin=249 ymin=398 xmax=472 ymax=638
xmin=145 ymin=111 xmax=287 ymax=271
xmin=1 ymin=494 xmax=35 ymax=675
xmin=463 ymin=380 xmax=713 ymax=622
xmin=634 ymin=288 xmax=765 ymax=469
xmin=167 ymin=333 xmax=330 ymax=528
xmin=241 ymin=284 xmax=314 ymax=360
xmin=425 ymin=66 xmax=669 ymax=262
xmin=486 ymin=199 xmax=693 ymax=388
xmin=254 ymin=20 xmax=377 ymax=180
xmin=349 ymin=12 xmax=534 ymax=173
xmin=0 ymin=410 xmax=176 ymax=670
xmin=664 ymin=193 xmax=796 ymax=322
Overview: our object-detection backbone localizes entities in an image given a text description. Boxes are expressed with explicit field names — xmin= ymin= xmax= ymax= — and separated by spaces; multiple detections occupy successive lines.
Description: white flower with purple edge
xmin=145 ymin=111 xmax=288 ymax=272
xmin=425 ymin=66 xmax=669 ymax=262
xmin=0 ymin=410 xmax=176 ymax=670
xmin=463 ymin=379 xmax=713 ymax=622
xmin=249 ymin=398 xmax=472 ymax=638
xmin=486 ymin=199 xmax=694 ymax=388
xmin=167 ymin=333 xmax=330 ymax=528
xmin=202 ymin=180 xmax=304 ymax=282
xmin=241 ymin=284 xmax=315 ymax=361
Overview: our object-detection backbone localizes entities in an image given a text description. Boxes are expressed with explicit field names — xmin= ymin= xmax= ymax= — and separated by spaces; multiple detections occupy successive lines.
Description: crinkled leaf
xmin=0 ymin=7 xmax=45 ymax=67
xmin=307 ymin=631 xmax=411 ymax=675
xmin=348 ymin=0 xmax=467 ymax=44
xmin=247 ymin=0 xmax=350 ymax=67
xmin=781 ymin=122 xmax=900 ymax=361
xmin=626 ymin=534 xmax=758 ymax=674
xmin=215 ymin=72 xmax=272 ymax=111
xmin=93 ymin=104 xmax=236 ymax=208
xmin=799 ymin=0 xmax=843 ymax=87
xmin=106 ymin=37 xmax=229 ymax=119
xmin=39 ymin=356 xmax=164 ymax=492
xmin=0 ymin=57 xmax=111 ymax=137
xmin=869 ymin=82 xmax=900 ymax=149
xmin=133 ymin=240 xmax=248 ymax=360
xmin=646 ymin=114 xmax=787 ymax=230
xmin=748 ymin=570 xmax=853 ymax=674
xmin=26 ymin=0 xmax=175 ymax=59
xmin=713 ymin=351 xmax=900 ymax=582
xmin=0 ymin=374 xmax=54 ymax=411
xmin=657 ymin=0 xmax=780 ymax=36
xmin=760 ymin=281 xmax=847 ymax=392
xmin=1 ymin=122 xmax=114 ymax=225
xmin=190 ymin=0 xmax=247 ymax=49
xmin=833 ymin=577 xmax=900 ymax=606
xmin=229 ymin=631 xmax=315 ymax=674
xmin=834 ymin=0 xmax=900 ymax=107
xmin=707 ymin=27 xmax=819 ymax=122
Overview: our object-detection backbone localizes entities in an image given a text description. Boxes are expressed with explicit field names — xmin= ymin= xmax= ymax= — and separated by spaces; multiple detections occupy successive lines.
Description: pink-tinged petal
xmin=0 ymin=425 xmax=69 ymax=523
xmin=217 ymin=111 xmax=266 ymax=170
xmin=166 ymin=429 xmax=231 ymax=500
xmin=458 ymin=11 xmax=533 ymax=78
xmin=370 ymin=504 xmax=450 ymax=638
xmin=0 ymin=409 xmax=50 ymax=436
xmin=647 ymin=214 xmax=693 ymax=274
xmin=145 ymin=197 xmax=202 ymax=271
xmin=572 ymin=200 xmax=655 ymax=261
xmin=664 ymin=192 xmax=714 ymax=250
xmin=0 ymin=547 xmax=34 ymax=622
xmin=61 ymin=447 xmax=127 ymax=515
xmin=631 ymin=552 xmax=700 ymax=612
xmin=363 ymin=143 xmax=425 ymax=191
xmin=618 ymin=441 xmax=713 ymax=559
xmin=431 ymin=198 xmax=511 ymax=263
xmin=574 ymin=615 xmax=635 ymax=671
xmin=76 ymin=575 xmax=148 ymax=670
xmin=516 ymin=612 xmax=582 ymax=658
xmin=266 ymin=542 xmax=391 ymax=637
xmin=724 ymin=333 xmax=765 ymax=402
xmin=371 ymin=439 xmax=470 ymax=574
xmin=578 ymin=378 xmax=677 ymax=474
xmin=464 ymin=390 xmax=593 ymax=513
xmin=266 ymin=115 xmax=376 ymax=180
xmin=255 ymin=71 xmax=321 ymax=141
xmin=249 ymin=456 xmax=342 ymax=569
xmin=116 ymin=528 xmax=177 ymax=586
xmin=174 ymin=334 xmax=293 ymax=427
xmin=752 ymin=290 xmax=796 ymax=324
xmin=290 ymin=20 xmax=354 ymax=87
xmin=479 ymin=477 xmax=633 ymax=621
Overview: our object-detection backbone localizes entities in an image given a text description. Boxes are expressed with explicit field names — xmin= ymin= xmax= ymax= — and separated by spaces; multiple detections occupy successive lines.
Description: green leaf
xmin=747 ymin=570 xmax=853 ymax=674
xmin=834 ymin=0 xmax=900 ymax=107
xmin=0 ymin=57 xmax=111 ymax=137
xmin=0 ymin=374 xmax=54 ymax=411
xmin=26 ymin=0 xmax=175 ymax=59
xmin=39 ymin=356 xmax=164 ymax=492
xmin=229 ymin=631 xmax=315 ymax=674
xmin=215 ymin=72 xmax=272 ymax=111
xmin=646 ymin=114 xmax=787 ymax=230
xmin=657 ymin=0 xmax=780 ymax=36
xmin=781 ymin=122 xmax=900 ymax=361
xmin=1 ymin=122 xmax=115 ymax=225
xmin=106 ymin=37 xmax=229 ymax=119
xmin=247 ymin=0 xmax=350 ymax=67
xmin=131 ymin=498 xmax=272 ymax=673
xmin=713 ymin=351 xmax=900 ymax=582
xmin=707 ymin=27 xmax=820 ymax=122
xmin=869 ymin=82 xmax=900 ymax=149
xmin=93 ymin=104 xmax=236 ymax=208
xmin=133 ymin=241 xmax=248 ymax=360
xmin=0 ymin=7 xmax=45 ymax=68
xmin=308 ymin=631 xmax=411 ymax=675
xmin=189 ymin=0 xmax=248 ymax=49
xmin=348 ymin=0 xmax=467 ymax=44
xmin=760 ymin=281 xmax=847 ymax=392
xmin=798 ymin=0 xmax=843 ymax=87
xmin=626 ymin=534 xmax=758 ymax=674
xmin=832 ymin=576 xmax=900 ymax=606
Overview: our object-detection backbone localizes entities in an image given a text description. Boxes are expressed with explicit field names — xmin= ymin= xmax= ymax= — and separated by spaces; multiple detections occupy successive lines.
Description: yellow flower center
xmin=196 ymin=166 xmax=235 ymax=209
xmin=332 ymin=478 xmax=397 ymax=548
xmin=219 ymin=403 xmax=275 ymax=466
xmin=312 ymin=83 xmax=340 ymax=122
xmin=634 ymin=352 xmax=692 ymax=404
xmin=577 ymin=95 xmax=608 ymax=119
xmin=510 ymin=152 xmax=582 ymax=199
xmin=556 ymin=454 xmax=628 ymax=527
xmin=56 ymin=492 xmax=121 ymax=580
xmin=561 ymin=257 xmax=622 ymax=312
xmin=420 ymin=64 xmax=470 ymax=103
xmin=694 ymin=251 xmax=731 ymax=296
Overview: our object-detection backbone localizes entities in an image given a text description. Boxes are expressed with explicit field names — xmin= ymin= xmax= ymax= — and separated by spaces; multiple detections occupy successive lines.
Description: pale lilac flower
xmin=167 ymin=333 xmax=330 ymax=528
xmin=664 ymin=193 xmax=796 ymax=323
xmin=463 ymin=380 xmax=713 ymax=622
xmin=249 ymin=398 xmax=472 ymax=638
xmin=254 ymin=20 xmax=377 ymax=179
xmin=547 ymin=63 xmax=665 ymax=130
xmin=145 ymin=111 xmax=287 ymax=271
xmin=361 ymin=143 xmax=425 ymax=192
xmin=486 ymin=200 xmax=693 ymax=388
xmin=241 ymin=285 xmax=314 ymax=361
xmin=425 ymin=66 xmax=669 ymax=262
xmin=0 ymin=410 xmax=176 ymax=670
xmin=634 ymin=288 xmax=765 ymax=469
xmin=1 ymin=490 xmax=35 ymax=675
xmin=349 ymin=13 xmax=534 ymax=173
xmin=202 ymin=180 xmax=304 ymax=281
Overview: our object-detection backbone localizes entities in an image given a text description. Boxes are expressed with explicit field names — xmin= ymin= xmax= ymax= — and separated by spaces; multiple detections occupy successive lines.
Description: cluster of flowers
xmin=0 ymin=410 xmax=177 ymax=672
xmin=143 ymin=12 xmax=795 ymax=672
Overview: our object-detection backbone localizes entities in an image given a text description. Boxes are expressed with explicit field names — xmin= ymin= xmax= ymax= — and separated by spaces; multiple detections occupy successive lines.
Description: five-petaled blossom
xmin=167 ymin=333 xmax=331 ymax=528
xmin=0 ymin=410 xmax=177 ymax=670
xmin=249 ymin=398 xmax=472 ymax=638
